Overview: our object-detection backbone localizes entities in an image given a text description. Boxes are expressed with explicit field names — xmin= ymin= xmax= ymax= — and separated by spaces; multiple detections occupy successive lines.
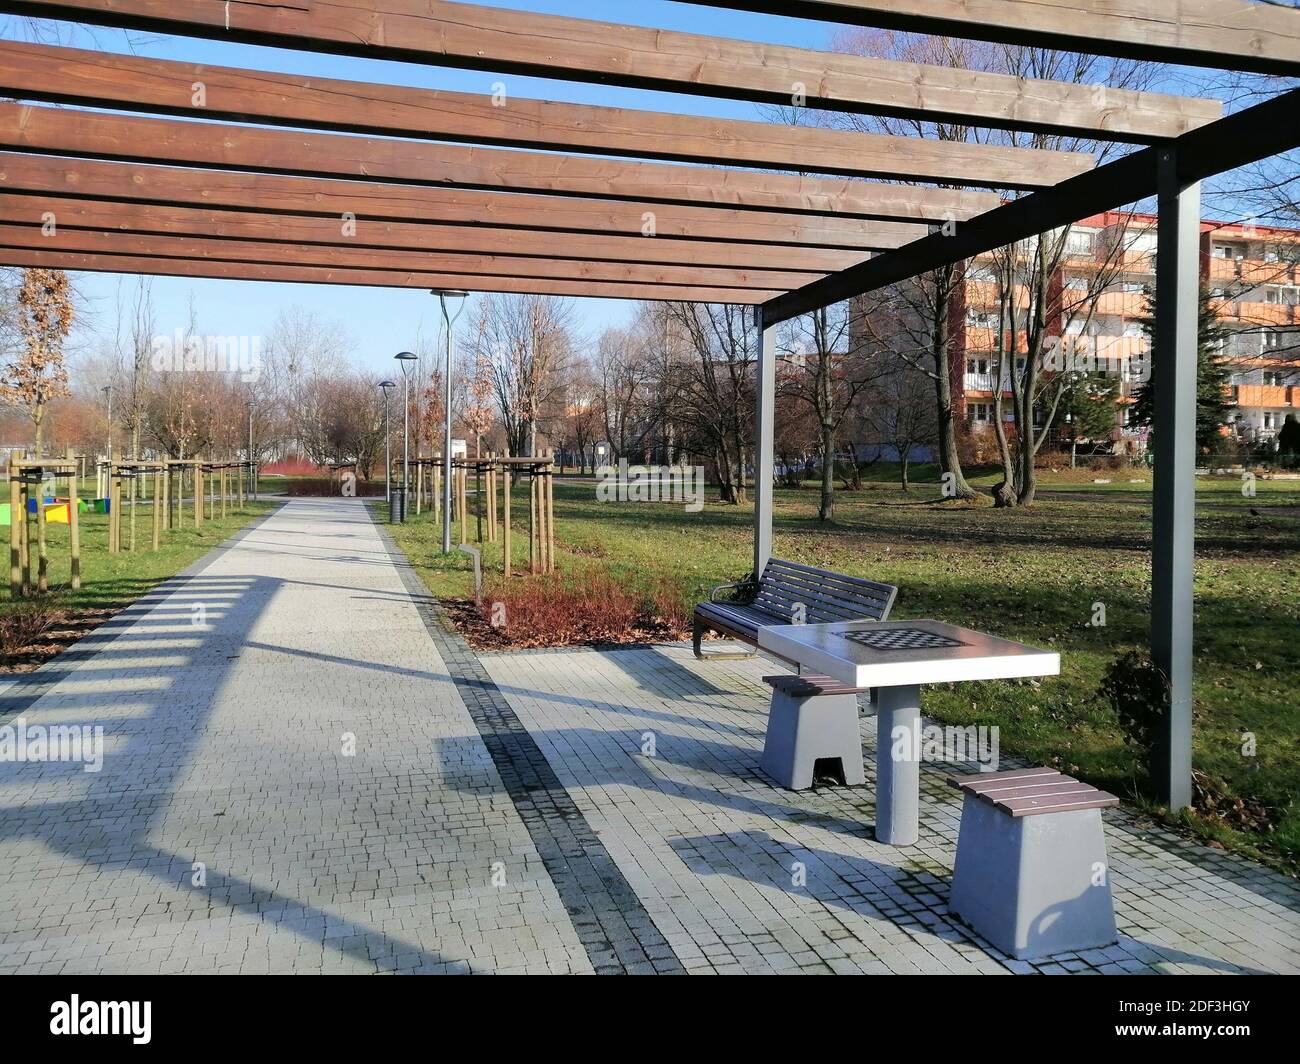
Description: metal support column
xmin=1151 ymin=147 xmax=1200 ymax=811
xmin=752 ymin=305 xmax=776 ymax=580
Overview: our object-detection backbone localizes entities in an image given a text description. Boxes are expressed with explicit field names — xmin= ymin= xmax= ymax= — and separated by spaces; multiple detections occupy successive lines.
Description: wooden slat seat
xmin=762 ymin=673 xmax=867 ymax=698
xmin=694 ymin=557 xmax=897 ymax=660
xmin=950 ymin=766 xmax=1119 ymax=818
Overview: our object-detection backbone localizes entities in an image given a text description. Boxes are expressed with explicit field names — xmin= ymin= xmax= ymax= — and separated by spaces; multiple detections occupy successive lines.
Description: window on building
xmin=1264 ymin=371 xmax=1284 ymax=387
xmin=1065 ymin=231 xmax=1095 ymax=256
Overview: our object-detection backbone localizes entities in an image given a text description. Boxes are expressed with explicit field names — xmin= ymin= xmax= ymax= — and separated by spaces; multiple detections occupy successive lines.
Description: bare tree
xmin=471 ymin=293 xmax=575 ymax=456
xmin=779 ymin=301 xmax=884 ymax=520
xmin=596 ymin=324 xmax=659 ymax=462
xmin=664 ymin=301 xmax=756 ymax=504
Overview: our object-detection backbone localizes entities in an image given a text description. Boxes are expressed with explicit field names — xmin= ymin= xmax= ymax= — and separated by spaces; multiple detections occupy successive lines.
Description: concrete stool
xmin=760 ymin=674 xmax=866 ymax=790
xmin=948 ymin=767 xmax=1120 ymax=960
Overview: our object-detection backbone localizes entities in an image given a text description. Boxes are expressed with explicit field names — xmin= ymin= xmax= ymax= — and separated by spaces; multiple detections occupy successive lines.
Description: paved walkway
xmin=0 ymin=499 xmax=591 ymax=974
xmin=1 ymin=497 xmax=1297 ymax=975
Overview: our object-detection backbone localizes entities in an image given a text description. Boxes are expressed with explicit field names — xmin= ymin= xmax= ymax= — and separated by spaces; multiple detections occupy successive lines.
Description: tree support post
xmin=68 ymin=467 xmax=80 ymax=590
xmin=503 ymin=466 xmax=512 ymax=578
xmin=152 ymin=466 xmax=162 ymax=551
xmin=8 ymin=453 xmax=20 ymax=598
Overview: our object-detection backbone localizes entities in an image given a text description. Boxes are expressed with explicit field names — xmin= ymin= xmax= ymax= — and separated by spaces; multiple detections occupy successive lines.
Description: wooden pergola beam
xmin=0 ymin=103 xmax=1000 ymax=224
xmin=0 ymin=1 xmax=1222 ymax=138
xmin=0 ymin=194 xmax=869 ymax=272
xmin=0 ymin=153 xmax=924 ymax=252
xmin=0 ymin=247 xmax=778 ymax=304
xmin=0 ymin=42 xmax=1099 ymax=188
xmin=0 ymin=224 xmax=821 ymax=291
xmin=689 ymin=0 xmax=1300 ymax=77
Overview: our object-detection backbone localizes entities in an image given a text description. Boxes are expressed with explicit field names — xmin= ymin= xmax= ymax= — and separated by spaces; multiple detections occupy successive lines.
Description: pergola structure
xmin=0 ymin=0 xmax=1297 ymax=808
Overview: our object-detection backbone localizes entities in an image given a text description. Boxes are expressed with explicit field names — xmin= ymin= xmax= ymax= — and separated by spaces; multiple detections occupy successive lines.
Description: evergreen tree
xmin=1059 ymin=370 xmax=1121 ymax=466
xmin=1131 ymin=287 xmax=1232 ymax=457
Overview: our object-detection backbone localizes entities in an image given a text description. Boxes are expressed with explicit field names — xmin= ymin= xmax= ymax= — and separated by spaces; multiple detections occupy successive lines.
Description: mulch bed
xmin=0 ymin=606 xmax=120 ymax=674
xmin=443 ymin=596 xmax=690 ymax=652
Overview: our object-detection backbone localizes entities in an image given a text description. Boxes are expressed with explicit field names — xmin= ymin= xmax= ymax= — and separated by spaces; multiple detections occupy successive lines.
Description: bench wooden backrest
xmin=752 ymin=558 xmax=896 ymax=625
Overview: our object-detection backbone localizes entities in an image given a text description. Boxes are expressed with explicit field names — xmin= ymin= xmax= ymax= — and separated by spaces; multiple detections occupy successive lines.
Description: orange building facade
xmin=948 ymin=212 xmax=1299 ymax=453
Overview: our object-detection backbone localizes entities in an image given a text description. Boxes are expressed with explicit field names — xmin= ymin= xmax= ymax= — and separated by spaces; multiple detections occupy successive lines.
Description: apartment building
xmin=945 ymin=212 xmax=1299 ymax=454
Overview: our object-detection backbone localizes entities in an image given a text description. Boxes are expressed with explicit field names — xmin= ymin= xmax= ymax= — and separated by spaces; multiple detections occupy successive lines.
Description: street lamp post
xmin=432 ymin=290 xmax=469 ymax=553
xmin=101 ymin=384 xmax=113 ymax=498
xmin=247 ymin=401 xmax=256 ymax=500
xmin=394 ymin=351 xmax=418 ymax=522
xmin=378 ymin=380 xmax=396 ymax=502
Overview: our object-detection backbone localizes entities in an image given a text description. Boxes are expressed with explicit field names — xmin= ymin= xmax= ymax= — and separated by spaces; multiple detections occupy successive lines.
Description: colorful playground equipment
xmin=7 ymin=452 xmax=81 ymax=597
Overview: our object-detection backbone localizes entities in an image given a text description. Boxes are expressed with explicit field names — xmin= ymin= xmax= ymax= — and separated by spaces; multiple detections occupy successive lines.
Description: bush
xmin=468 ymin=570 xmax=691 ymax=649
xmin=283 ymin=478 xmax=385 ymax=497
xmin=1099 ymin=650 xmax=1170 ymax=757
xmin=0 ymin=604 xmax=56 ymax=659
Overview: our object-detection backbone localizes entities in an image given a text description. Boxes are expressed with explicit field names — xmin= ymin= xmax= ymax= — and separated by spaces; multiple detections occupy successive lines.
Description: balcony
xmin=1094 ymin=290 xmax=1147 ymax=317
xmin=1222 ymin=301 xmax=1297 ymax=326
xmin=963 ymin=327 xmax=1029 ymax=354
xmin=1241 ymin=260 xmax=1296 ymax=286
xmin=1208 ymin=257 xmax=1239 ymax=282
xmin=1233 ymin=384 xmax=1295 ymax=408
xmin=963 ymin=372 xmax=1002 ymax=396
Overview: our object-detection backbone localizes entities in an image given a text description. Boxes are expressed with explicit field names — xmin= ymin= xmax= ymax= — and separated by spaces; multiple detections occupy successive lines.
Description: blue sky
xmin=0 ymin=1 xmax=1241 ymax=377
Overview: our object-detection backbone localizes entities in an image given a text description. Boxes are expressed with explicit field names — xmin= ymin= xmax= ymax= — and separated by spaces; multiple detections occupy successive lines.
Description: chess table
xmin=757 ymin=619 xmax=1060 ymax=845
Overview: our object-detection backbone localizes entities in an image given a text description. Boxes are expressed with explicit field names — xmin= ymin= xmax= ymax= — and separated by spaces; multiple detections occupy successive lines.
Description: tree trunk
xmin=900 ymin=447 xmax=911 ymax=492
xmin=931 ymin=281 xmax=976 ymax=500
xmin=818 ymin=420 xmax=835 ymax=521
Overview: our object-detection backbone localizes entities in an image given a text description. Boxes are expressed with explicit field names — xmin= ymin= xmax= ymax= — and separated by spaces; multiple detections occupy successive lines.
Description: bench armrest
xmin=709 ymin=577 xmax=757 ymax=603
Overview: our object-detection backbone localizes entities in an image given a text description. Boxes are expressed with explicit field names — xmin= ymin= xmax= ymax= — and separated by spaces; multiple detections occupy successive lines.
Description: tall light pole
xmin=378 ymin=380 xmax=396 ymax=502
xmin=432 ymin=289 xmax=469 ymax=553
xmin=247 ymin=399 xmax=256 ymax=500
xmin=394 ymin=351 xmax=417 ymax=521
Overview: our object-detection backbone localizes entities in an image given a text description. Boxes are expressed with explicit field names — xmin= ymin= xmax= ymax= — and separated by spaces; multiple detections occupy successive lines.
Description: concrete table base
xmin=874 ymin=685 xmax=921 ymax=846
xmin=759 ymin=689 xmax=865 ymax=791
xmin=949 ymin=796 xmax=1118 ymax=959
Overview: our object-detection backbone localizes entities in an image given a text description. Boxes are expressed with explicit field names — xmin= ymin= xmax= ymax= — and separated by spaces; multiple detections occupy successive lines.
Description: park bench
xmin=693 ymin=557 xmax=898 ymax=661
xmin=948 ymin=767 xmax=1120 ymax=959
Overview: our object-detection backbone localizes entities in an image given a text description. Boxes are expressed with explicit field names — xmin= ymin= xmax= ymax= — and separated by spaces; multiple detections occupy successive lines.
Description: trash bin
xmin=389 ymin=486 xmax=407 ymax=523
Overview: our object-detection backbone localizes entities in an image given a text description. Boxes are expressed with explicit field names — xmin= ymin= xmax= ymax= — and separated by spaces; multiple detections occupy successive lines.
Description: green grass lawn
xmin=381 ymin=468 xmax=1300 ymax=872
xmin=0 ymin=494 xmax=281 ymax=664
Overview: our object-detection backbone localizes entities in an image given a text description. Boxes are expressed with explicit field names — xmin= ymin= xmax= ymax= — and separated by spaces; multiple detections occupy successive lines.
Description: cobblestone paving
xmin=4 ymin=497 xmax=1296 ymax=976
xmin=0 ymin=499 xmax=592 ymax=974
xmin=482 ymin=644 xmax=1300 ymax=975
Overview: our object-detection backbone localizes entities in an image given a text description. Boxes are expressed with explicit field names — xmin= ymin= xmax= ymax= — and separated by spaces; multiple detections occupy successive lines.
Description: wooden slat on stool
xmin=950 ymin=767 xmax=1119 ymax=818
xmin=763 ymin=674 xmax=867 ymax=698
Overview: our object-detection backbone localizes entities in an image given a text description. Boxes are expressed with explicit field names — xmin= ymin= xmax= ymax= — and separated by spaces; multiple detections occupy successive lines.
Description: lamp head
xmin=394 ymin=351 xmax=418 ymax=378
xmin=432 ymin=289 xmax=469 ymax=324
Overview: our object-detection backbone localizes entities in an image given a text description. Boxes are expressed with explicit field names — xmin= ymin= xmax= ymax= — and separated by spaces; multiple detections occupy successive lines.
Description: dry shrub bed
xmin=283 ymin=478 xmax=386 ymax=497
xmin=0 ymin=604 xmax=119 ymax=673
xmin=447 ymin=570 xmax=691 ymax=651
